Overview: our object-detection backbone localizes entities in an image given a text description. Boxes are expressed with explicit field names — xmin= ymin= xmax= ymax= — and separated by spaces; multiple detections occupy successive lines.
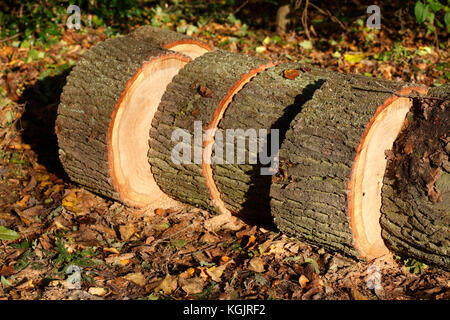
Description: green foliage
xmin=396 ymin=256 xmax=428 ymax=274
xmin=53 ymin=238 xmax=98 ymax=271
xmin=0 ymin=0 xmax=154 ymax=41
xmin=0 ymin=226 xmax=20 ymax=241
xmin=414 ymin=0 xmax=450 ymax=33
xmin=404 ymin=258 xmax=428 ymax=274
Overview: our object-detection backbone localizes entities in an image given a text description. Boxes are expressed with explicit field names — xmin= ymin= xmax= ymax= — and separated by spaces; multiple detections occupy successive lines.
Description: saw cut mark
xmin=202 ymin=62 xmax=278 ymax=215
xmin=164 ymin=39 xmax=213 ymax=59
xmin=348 ymin=85 xmax=428 ymax=260
xmin=108 ymin=53 xmax=191 ymax=208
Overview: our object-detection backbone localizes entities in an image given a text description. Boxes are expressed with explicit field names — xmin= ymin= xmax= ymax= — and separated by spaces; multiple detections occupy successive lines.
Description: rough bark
xmin=148 ymin=50 xmax=270 ymax=213
xmin=129 ymin=25 xmax=212 ymax=53
xmin=56 ymin=37 xmax=178 ymax=202
xmin=213 ymin=64 xmax=341 ymax=223
xmin=269 ymin=76 xmax=425 ymax=259
xmin=380 ymin=85 xmax=450 ymax=270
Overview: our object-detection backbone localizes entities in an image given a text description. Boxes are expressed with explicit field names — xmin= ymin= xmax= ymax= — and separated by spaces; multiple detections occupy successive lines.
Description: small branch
xmin=301 ymin=0 xmax=311 ymax=41
xmin=308 ymin=2 xmax=346 ymax=30
xmin=0 ymin=33 xmax=22 ymax=43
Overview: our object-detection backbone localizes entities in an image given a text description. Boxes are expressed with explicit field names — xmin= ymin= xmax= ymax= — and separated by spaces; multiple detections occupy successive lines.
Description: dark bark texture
xmin=380 ymin=85 xmax=450 ymax=270
xmin=148 ymin=50 xmax=269 ymax=213
xmin=269 ymin=76 xmax=407 ymax=258
xmin=56 ymin=37 xmax=169 ymax=201
xmin=213 ymin=64 xmax=338 ymax=223
xmin=129 ymin=25 xmax=208 ymax=47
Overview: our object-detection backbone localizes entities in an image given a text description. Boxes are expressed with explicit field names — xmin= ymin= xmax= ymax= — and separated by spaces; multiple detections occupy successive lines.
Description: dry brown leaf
xmin=299 ymin=275 xmax=309 ymax=288
xmin=119 ymin=224 xmax=136 ymax=241
xmin=155 ymin=273 xmax=178 ymax=294
xmin=179 ymin=277 xmax=205 ymax=295
xmin=200 ymin=232 xmax=220 ymax=243
xmin=248 ymin=257 xmax=265 ymax=273
xmin=283 ymin=69 xmax=300 ymax=80
xmin=105 ymin=253 xmax=135 ymax=265
xmin=124 ymin=272 xmax=146 ymax=286
xmin=88 ymin=287 xmax=108 ymax=296
xmin=206 ymin=260 xmax=234 ymax=282
xmin=350 ymin=287 xmax=369 ymax=300
xmin=205 ymin=213 xmax=244 ymax=231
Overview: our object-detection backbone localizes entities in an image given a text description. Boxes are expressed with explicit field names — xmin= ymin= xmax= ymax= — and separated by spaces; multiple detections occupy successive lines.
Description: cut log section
xmin=130 ymin=26 xmax=212 ymax=59
xmin=56 ymin=35 xmax=202 ymax=208
xmin=148 ymin=50 xmax=273 ymax=215
xmin=211 ymin=64 xmax=341 ymax=223
xmin=380 ymin=85 xmax=449 ymax=270
xmin=270 ymin=76 xmax=427 ymax=259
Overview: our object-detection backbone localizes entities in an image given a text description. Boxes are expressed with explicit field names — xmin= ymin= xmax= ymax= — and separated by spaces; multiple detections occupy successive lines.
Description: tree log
xmin=130 ymin=26 xmax=212 ymax=59
xmin=270 ymin=76 xmax=427 ymax=259
xmin=56 ymin=33 xmax=209 ymax=208
xmin=380 ymin=85 xmax=449 ymax=270
xmin=148 ymin=50 xmax=273 ymax=215
xmin=212 ymin=64 xmax=340 ymax=223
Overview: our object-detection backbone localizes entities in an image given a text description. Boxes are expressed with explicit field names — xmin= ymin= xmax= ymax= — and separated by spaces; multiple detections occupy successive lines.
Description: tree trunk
xmin=270 ymin=76 xmax=427 ymax=260
xmin=276 ymin=0 xmax=291 ymax=34
xmin=380 ymin=85 xmax=450 ymax=270
xmin=56 ymin=36 xmax=193 ymax=208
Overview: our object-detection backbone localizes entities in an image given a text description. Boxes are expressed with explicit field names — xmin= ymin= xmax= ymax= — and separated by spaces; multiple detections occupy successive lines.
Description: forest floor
xmin=0 ymin=2 xmax=449 ymax=300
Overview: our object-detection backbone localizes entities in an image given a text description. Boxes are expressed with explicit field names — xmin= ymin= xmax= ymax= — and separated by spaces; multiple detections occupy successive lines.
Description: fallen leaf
xmin=119 ymin=224 xmax=136 ymax=241
xmin=88 ymin=287 xmax=108 ymax=296
xmin=350 ymin=287 xmax=369 ymax=300
xmin=299 ymin=40 xmax=313 ymax=50
xmin=16 ymin=195 xmax=30 ymax=208
xmin=62 ymin=189 xmax=81 ymax=213
xmin=124 ymin=272 xmax=146 ymax=286
xmin=255 ymin=46 xmax=266 ymax=53
xmin=206 ymin=260 xmax=233 ymax=282
xmin=200 ymin=232 xmax=220 ymax=243
xmin=155 ymin=273 xmax=178 ymax=294
xmin=299 ymin=275 xmax=309 ymax=288
xmin=0 ymin=226 xmax=20 ymax=240
xmin=103 ymin=247 xmax=120 ymax=254
xmin=179 ymin=277 xmax=205 ymax=295
xmin=105 ymin=253 xmax=135 ymax=265
xmin=344 ymin=53 xmax=365 ymax=64
xmin=248 ymin=257 xmax=265 ymax=273
xmin=283 ymin=69 xmax=300 ymax=80
xmin=0 ymin=265 xmax=15 ymax=277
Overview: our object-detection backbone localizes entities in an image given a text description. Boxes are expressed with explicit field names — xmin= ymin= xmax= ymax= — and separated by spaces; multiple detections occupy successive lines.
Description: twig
xmin=232 ymin=0 xmax=249 ymax=16
xmin=308 ymin=2 xmax=346 ymax=30
xmin=0 ymin=33 xmax=22 ymax=43
xmin=301 ymin=0 xmax=311 ymax=41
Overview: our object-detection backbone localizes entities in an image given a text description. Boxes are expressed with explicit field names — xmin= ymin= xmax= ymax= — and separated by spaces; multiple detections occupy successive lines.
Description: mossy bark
xmin=380 ymin=85 xmax=450 ymax=270
xmin=56 ymin=37 xmax=169 ymax=201
xmin=270 ymin=76 xmax=408 ymax=258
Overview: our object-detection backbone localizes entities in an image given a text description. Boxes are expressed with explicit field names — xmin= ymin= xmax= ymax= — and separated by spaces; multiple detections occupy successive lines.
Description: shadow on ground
xmin=19 ymin=68 xmax=72 ymax=180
